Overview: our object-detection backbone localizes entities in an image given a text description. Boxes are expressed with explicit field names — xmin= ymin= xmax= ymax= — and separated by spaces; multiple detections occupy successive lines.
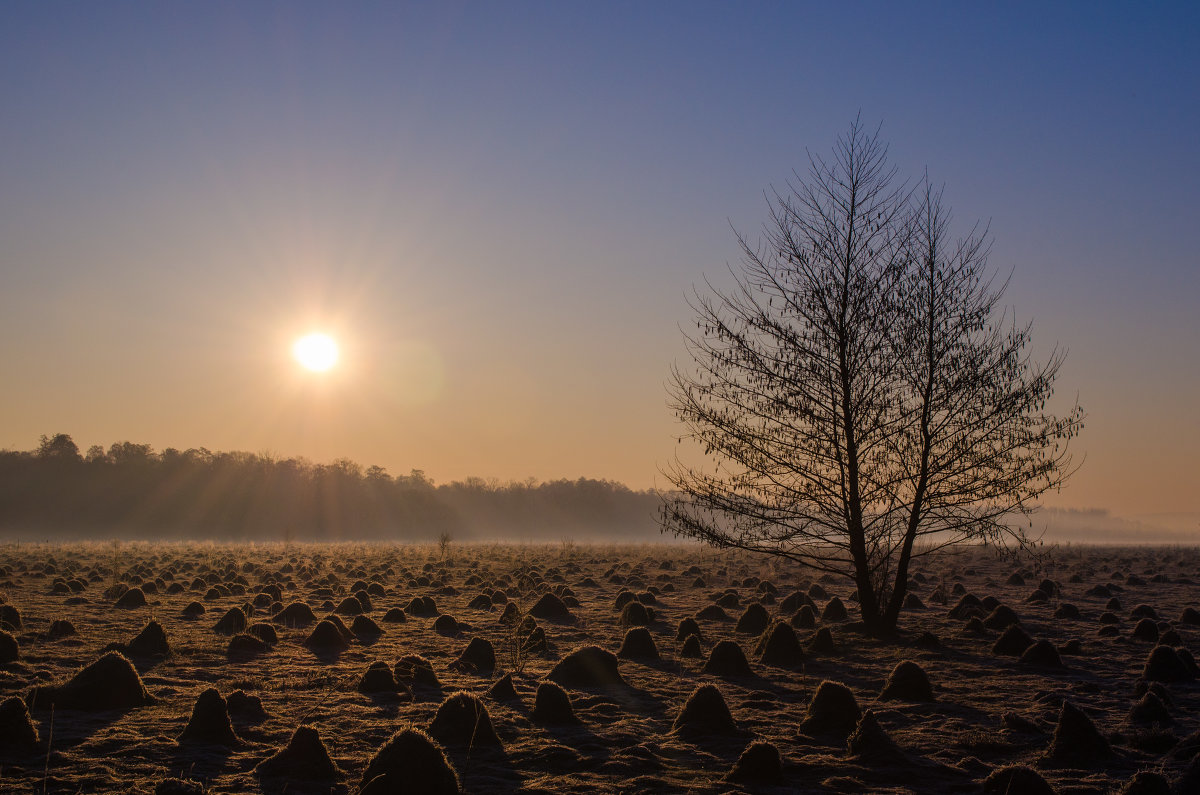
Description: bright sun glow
xmin=292 ymin=333 xmax=339 ymax=372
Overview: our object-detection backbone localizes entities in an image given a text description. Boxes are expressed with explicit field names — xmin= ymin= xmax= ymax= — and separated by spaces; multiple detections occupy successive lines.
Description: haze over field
xmin=1 ymin=4 xmax=1197 ymax=539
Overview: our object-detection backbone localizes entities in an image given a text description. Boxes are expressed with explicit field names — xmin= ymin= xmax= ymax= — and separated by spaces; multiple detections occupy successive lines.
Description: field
xmin=1 ymin=541 xmax=1198 ymax=794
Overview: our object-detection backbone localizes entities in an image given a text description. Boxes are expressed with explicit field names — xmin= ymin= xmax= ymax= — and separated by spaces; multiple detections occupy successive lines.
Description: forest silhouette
xmin=0 ymin=434 xmax=660 ymax=541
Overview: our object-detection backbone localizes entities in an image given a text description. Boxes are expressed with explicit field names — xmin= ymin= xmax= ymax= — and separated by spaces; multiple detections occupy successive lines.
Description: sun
xmin=292 ymin=333 xmax=339 ymax=372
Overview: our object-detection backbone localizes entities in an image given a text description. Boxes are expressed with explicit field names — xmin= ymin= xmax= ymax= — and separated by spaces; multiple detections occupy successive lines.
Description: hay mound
xmin=618 ymin=600 xmax=653 ymax=627
xmin=701 ymin=640 xmax=754 ymax=678
xmin=1054 ymin=603 xmax=1081 ymax=619
xmin=914 ymin=631 xmax=940 ymax=650
xmin=808 ymin=626 xmax=836 ymax=654
xmin=847 ymin=710 xmax=906 ymax=762
xmin=983 ymin=605 xmax=1020 ymax=630
xmin=1132 ymin=618 xmax=1160 ymax=642
xmin=790 ymin=604 xmax=817 ymax=629
xmin=47 ymin=619 xmax=77 ymax=639
xmin=755 ymin=621 xmax=805 ymax=668
xmin=227 ymin=633 xmax=269 ymax=659
xmin=114 ymin=587 xmax=147 ymax=608
xmin=531 ymin=681 xmax=579 ymax=724
xmin=0 ymin=695 xmax=39 ymax=752
xmin=351 ymin=615 xmax=384 ymax=641
xmin=304 ymin=619 xmax=350 ymax=651
xmin=248 ymin=622 xmax=278 ymax=644
xmin=405 ymin=596 xmax=439 ymax=616
xmin=395 ymin=655 xmax=441 ymax=689
xmin=0 ymin=604 xmax=22 ymax=631
xmin=530 ymin=592 xmax=574 ymax=622
xmin=734 ymin=603 xmax=770 ymax=634
xmin=676 ymin=617 xmax=702 ymax=641
xmin=467 ymin=594 xmax=493 ymax=611
xmin=1180 ymin=607 xmax=1200 ymax=625
xmin=0 ymin=630 xmax=18 ymax=664
xmin=382 ymin=607 xmax=408 ymax=622
xmin=359 ymin=661 xmax=400 ymax=693
xmin=992 ymin=624 xmax=1034 ymax=656
xmin=433 ymin=614 xmax=460 ymax=636
xmin=903 ymin=592 xmax=925 ymax=609
xmin=126 ymin=619 xmax=170 ymax=657
xmin=1130 ymin=604 xmax=1158 ymax=620
xmin=181 ymin=601 xmax=205 ymax=619
xmin=359 ymin=728 xmax=458 ymax=795
xmin=671 ymin=684 xmax=738 ymax=736
xmin=1118 ymin=771 xmax=1171 ymax=795
xmin=1127 ymin=691 xmax=1173 ymax=726
xmin=178 ymin=687 xmax=239 ymax=746
xmin=983 ymin=765 xmax=1056 ymax=795
xmin=273 ymin=601 xmax=317 ymax=627
xmin=485 ymin=673 xmax=519 ymax=701
xmin=335 ymin=596 xmax=363 ymax=615
xmin=451 ymin=637 xmax=496 ymax=674
xmin=227 ymin=690 xmax=266 ymax=722
xmin=821 ymin=596 xmax=849 ymax=622
xmin=213 ymin=607 xmax=248 ymax=635
xmin=255 ymin=725 xmax=342 ymax=782
xmin=680 ymin=634 xmax=703 ymax=658
xmin=879 ymin=660 xmax=933 ymax=701
xmin=547 ymin=645 xmax=625 ymax=687
xmin=799 ymin=680 xmax=860 ymax=738
xmin=617 ymin=627 xmax=660 ymax=660
xmin=726 ymin=741 xmax=781 ymax=783
xmin=1019 ymin=640 xmax=1064 ymax=668
xmin=28 ymin=651 xmax=154 ymax=711
xmin=1042 ymin=700 xmax=1113 ymax=765
xmin=948 ymin=594 xmax=984 ymax=619
xmin=695 ymin=604 xmax=730 ymax=621
xmin=1142 ymin=645 xmax=1195 ymax=682
xmin=428 ymin=691 xmax=502 ymax=749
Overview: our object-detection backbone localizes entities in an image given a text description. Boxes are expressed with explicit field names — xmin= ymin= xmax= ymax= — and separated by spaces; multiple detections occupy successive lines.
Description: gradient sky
xmin=1 ymin=3 xmax=1197 ymax=525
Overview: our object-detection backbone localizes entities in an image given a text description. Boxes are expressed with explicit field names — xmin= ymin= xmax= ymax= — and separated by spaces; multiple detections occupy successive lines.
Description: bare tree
xmin=661 ymin=120 xmax=1083 ymax=634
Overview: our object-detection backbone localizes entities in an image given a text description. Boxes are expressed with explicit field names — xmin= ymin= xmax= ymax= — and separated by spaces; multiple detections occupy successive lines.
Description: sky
xmin=1 ymin=3 xmax=1197 ymax=530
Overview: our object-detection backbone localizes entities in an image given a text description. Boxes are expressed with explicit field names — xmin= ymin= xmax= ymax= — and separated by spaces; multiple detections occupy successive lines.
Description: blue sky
xmin=1 ymin=2 xmax=1196 ymax=523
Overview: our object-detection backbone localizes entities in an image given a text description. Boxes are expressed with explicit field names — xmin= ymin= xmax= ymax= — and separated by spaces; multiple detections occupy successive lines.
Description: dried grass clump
xmin=1054 ymin=603 xmax=1081 ymax=619
xmin=617 ymin=600 xmax=653 ymax=627
xmin=948 ymin=594 xmax=984 ymax=620
xmin=114 ymin=587 xmax=147 ymax=608
xmin=821 ymin=597 xmax=848 ymax=622
xmin=395 ymin=654 xmax=441 ymax=690
xmin=124 ymin=619 xmax=171 ymax=657
xmin=548 ymin=645 xmax=625 ymax=687
xmin=1142 ymin=645 xmax=1195 ymax=682
xmin=247 ymin=622 xmax=278 ymax=644
xmin=485 ymin=673 xmax=519 ymax=702
xmin=878 ymin=660 xmax=933 ymax=701
xmin=273 ymin=601 xmax=317 ymax=627
xmin=1019 ymin=640 xmax=1064 ymax=668
xmin=451 ymin=637 xmax=496 ymax=674
xmin=725 ymin=741 xmax=781 ymax=783
xmin=617 ymin=627 xmax=660 ymax=660
xmin=226 ymin=633 xmax=269 ymax=659
xmin=28 ymin=651 xmax=154 ymax=711
xmin=982 ymin=605 xmax=1020 ymax=630
xmin=676 ymin=617 xmax=702 ymax=641
xmin=530 ymin=592 xmax=574 ymax=622
xmin=0 ymin=603 xmax=22 ymax=631
xmin=358 ymin=660 xmax=400 ymax=694
xmin=531 ymin=681 xmax=579 ymax=724
xmin=0 ymin=630 xmax=18 ymax=664
xmin=702 ymin=640 xmax=754 ymax=678
xmin=1127 ymin=691 xmax=1173 ymax=727
xmin=807 ymin=626 xmax=836 ymax=654
xmin=406 ymin=596 xmax=439 ymax=616
xmin=227 ymin=690 xmax=266 ymax=722
xmin=0 ymin=695 xmax=39 ymax=752
xmin=181 ymin=601 xmax=206 ymax=619
xmin=734 ymin=603 xmax=770 ymax=634
xmin=382 ymin=607 xmax=408 ymax=622
xmin=255 ymin=725 xmax=342 ymax=782
xmin=304 ymin=619 xmax=350 ymax=651
xmin=799 ymin=680 xmax=860 ymax=738
xmin=1041 ymin=700 xmax=1113 ymax=765
xmin=846 ymin=710 xmax=906 ymax=762
xmin=755 ymin=621 xmax=804 ymax=668
xmin=351 ymin=614 xmax=384 ymax=641
xmin=428 ymin=691 xmax=502 ymax=749
xmin=1131 ymin=618 xmax=1159 ymax=642
xmin=358 ymin=728 xmax=458 ymax=795
xmin=790 ymin=604 xmax=817 ymax=629
xmin=47 ymin=619 xmax=77 ymax=639
xmin=991 ymin=624 xmax=1034 ymax=656
xmin=178 ymin=687 xmax=239 ymax=746
xmin=680 ymin=635 xmax=703 ymax=658
xmin=213 ymin=607 xmax=248 ymax=635
xmin=671 ymin=684 xmax=739 ymax=736
xmin=695 ymin=604 xmax=730 ymax=621
xmin=982 ymin=765 xmax=1056 ymax=795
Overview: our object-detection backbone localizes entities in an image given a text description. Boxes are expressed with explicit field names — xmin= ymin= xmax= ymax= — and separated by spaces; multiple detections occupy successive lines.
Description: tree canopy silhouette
xmin=661 ymin=119 xmax=1083 ymax=633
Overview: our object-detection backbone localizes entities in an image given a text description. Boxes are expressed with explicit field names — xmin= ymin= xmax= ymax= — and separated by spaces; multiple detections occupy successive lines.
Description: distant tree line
xmin=0 ymin=434 xmax=660 ymax=542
